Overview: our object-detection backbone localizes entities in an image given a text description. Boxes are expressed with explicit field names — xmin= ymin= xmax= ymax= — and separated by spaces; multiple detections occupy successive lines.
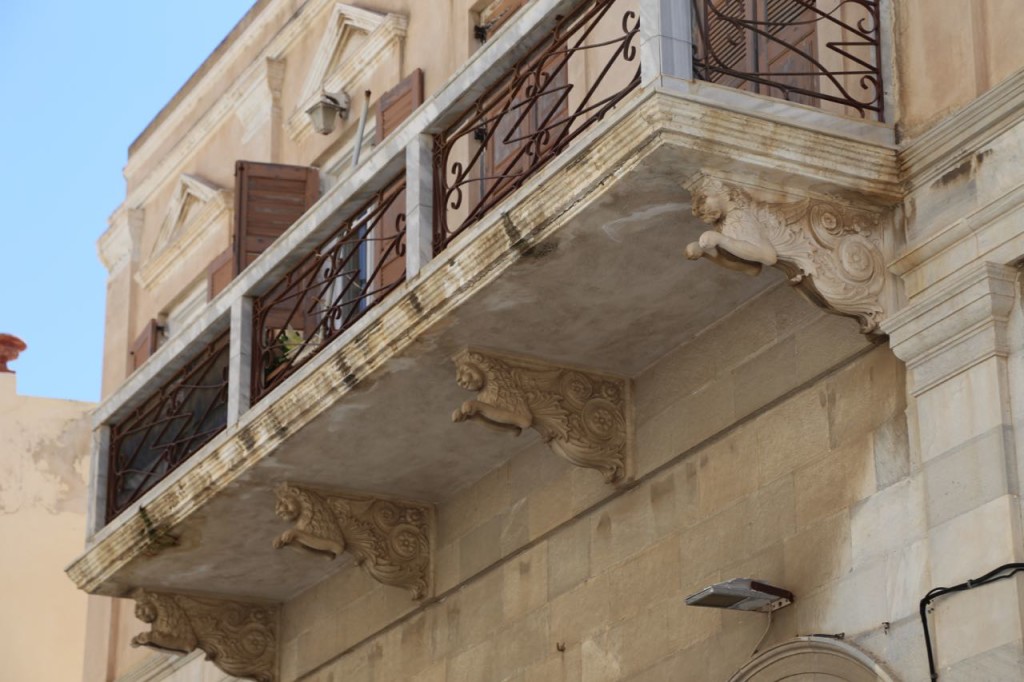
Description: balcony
xmin=71 ymin=0 xmax=898 ymax=610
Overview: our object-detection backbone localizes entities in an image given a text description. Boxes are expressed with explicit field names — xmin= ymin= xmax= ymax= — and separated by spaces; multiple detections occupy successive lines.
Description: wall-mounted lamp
xmin=685 ymin=578 xmax=793 ymax=613
xmin=306 ymin=91 xmax=350 ymax=135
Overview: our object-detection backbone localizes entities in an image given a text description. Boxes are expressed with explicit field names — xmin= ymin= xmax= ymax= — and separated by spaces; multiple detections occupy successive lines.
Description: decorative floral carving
xmin=451 ymin=349 xmax=631 ymax=483
xmin=131 ymin=589 xmax=277 ymax=682
xmin=273 ymin=483 xmax=432 ymax=599
xmin=684 ymin=175 xmax=886 ymax=333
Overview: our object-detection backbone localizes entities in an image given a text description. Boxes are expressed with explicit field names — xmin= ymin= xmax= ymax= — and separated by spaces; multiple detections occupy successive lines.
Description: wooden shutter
xmin=375 ymin=69 xmax=424 ymax=145
xmin=128 ymin=318 xmax=161 ymax=372
xmin=760 ymin=0 xmax=818 ymax=106
xmin=702 ymin=0 xmax=755 ymax=91
xmin=234 ymin=161 xmax=320 ymax=274
xmin=702 ymin=0 xmax=819 ymax=104
xmin=206 ymin=248 xmax=235 ymax=301
xmin=370 ymin=70 xmax=423 ymax=291
xmin=479 ymin=0 xmax=527 ymax=40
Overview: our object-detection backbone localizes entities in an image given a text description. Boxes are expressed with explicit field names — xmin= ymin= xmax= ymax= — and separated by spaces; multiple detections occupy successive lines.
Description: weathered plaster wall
xmin=895 ymin=0 xmax=1024 ymax=140
xmin=0 ymin=373 xmax=94 ymax=681
xmin=274 ymin=284 xmax=923 ymax=681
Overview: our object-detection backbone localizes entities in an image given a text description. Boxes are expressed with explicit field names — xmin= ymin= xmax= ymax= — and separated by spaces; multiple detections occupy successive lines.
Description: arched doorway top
xmin=728 ymin=636 xmax=898 ymax=682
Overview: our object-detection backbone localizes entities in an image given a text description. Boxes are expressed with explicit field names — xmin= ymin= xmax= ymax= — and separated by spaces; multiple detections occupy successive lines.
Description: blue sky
xmin=0 ymin=2 xmax=255 ymax=402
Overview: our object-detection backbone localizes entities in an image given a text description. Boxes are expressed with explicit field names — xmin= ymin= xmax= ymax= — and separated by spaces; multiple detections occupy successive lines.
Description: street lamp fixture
xmin=306 ymin=91 xmax=350 ymax=135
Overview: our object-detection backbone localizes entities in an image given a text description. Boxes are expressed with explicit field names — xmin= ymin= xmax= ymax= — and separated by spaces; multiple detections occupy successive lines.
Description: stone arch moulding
xmin=451 ymin=348 xmax=633 ymax=484
xmin=729 ymin=636 xmax=899 ymax=682
xmin=272 ymin=482 xmax=434 ymax=600
xmin=682 ymin=173 xmax=891 ymax=335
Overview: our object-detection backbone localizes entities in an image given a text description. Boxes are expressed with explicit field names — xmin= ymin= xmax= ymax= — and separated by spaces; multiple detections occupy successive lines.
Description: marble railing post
xmin=227 ymin=297 xmax=253 ymax=425
xmin=86 ymin=425 xmax=111 ymax=538
xmin=639 ymin=0 xmax=693 ymax=86
xmin=405 ymin=134 xmax=434 ymax=280
xmin=884 ymin=262 xmax=1024 ymax=677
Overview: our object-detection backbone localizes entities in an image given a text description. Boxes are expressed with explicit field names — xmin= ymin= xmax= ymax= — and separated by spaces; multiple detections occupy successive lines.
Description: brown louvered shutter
xmin=479 ymin=0 xmax=527 ymax=40
xmin=128 ymin=318 xmax=161 ymax=373
xmin=375 ymin=69 xmax=424 ymax=145
xmin=760 ymin=0 xmax=818 ymax=107
xmin=372 ymin=70 xmax=423 ymax=291
xmin=206 ymin=248 xmax=235 ymax=300
xmin=234 ymin=161 xmax=320 ymax=274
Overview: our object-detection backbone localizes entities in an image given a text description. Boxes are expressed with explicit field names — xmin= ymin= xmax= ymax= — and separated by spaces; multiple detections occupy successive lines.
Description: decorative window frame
xmin=136 ymin=174 xmax=232 ymax=290
xmin=285 ymin=3 xmax=408 ymax=143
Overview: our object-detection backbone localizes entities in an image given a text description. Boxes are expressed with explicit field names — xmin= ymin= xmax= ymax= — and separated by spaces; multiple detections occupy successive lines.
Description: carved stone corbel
xmin=451 ymin=349 xmax=632 ymax=484
xmin=273 ymin=483 xmax=432 ymax=600
xmin=131 ymin=589 xmax=277 ymax=682
xmin=683 ymin=175 xmax=888 ymax=333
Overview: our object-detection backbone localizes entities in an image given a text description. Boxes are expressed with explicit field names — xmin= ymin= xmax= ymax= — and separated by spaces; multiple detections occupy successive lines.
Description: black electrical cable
xmin=919 ymin=562 xmax=1024 ymax=680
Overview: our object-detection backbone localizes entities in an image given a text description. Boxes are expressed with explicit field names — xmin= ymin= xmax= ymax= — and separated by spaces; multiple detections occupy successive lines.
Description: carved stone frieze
xmin=273 ymin=483 xmax=432 ymax=599
xmin=131 ymin=589 xmax=277 ymax=682
xmin=683 ymin=175 xmax=887 ymax=333
xmin=451 ymin=349 xmax=632 ymax=484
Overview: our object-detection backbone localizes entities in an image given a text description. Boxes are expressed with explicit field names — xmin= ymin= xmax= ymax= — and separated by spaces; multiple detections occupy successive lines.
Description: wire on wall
xmin=920 ymin=562 xmax=1024 ymax=680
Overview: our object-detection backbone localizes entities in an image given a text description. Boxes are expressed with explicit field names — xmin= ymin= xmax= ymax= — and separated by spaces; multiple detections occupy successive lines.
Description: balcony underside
xmin=69 ymin=89 xmax=899 ymax=601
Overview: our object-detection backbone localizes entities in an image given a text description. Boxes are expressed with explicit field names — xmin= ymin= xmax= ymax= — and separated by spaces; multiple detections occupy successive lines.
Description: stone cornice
xmin=900 ymin=67 xmax=1024 ymax=192
xmin=98 ymin=206 xmax=137 ymax=275
xmin=451 ymin=349 xmax=633 ymax=483
xmin=888 ymin=181 xmax=1024 ymax=299
xmin=649 ymin=88 xmax=901 ymax=202
xmin=273 ymin=483 xmax=433 ymax=599
xmin=882 ymin=262 xmax=1017 ymax=395
xmin=285 ymin=5 xmax=408 ymax=143
xmin=131 ymin=589 xmax=278 ymax=682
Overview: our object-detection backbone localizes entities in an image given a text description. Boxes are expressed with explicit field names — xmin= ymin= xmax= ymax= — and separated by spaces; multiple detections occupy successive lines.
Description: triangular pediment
xmin=287 ymin=3 xmax=408 ymax=141
xmin=137 ymin=174 xmax=232 ymax=289
xmin=150 ymin=174 xmax=229 ymax=258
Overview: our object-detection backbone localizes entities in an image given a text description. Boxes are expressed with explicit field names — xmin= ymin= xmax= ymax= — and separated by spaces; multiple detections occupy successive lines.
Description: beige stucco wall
xmin=0 ymin=372 xmax=94 ymax=681
xmin=272 ymin=285 xmax=923 ymax=681
xmin=895 ymin=0 xmax=1024 ymax=140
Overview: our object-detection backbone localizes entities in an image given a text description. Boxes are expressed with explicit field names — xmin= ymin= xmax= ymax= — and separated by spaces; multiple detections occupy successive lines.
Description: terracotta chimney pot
xmin=0 ymin=334 xmax=27 ymax=373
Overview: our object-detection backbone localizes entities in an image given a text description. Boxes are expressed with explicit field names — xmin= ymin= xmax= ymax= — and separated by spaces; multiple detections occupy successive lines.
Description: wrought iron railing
xmin=692 ymin=0 xmax=883 ymax=121
xmin=251 ymin=176 xmax=407 ymax=403
xmin=433 ymin=0 xmax=641 ymax=251
xmin=107 ymin=332 xmax=230 ymax=521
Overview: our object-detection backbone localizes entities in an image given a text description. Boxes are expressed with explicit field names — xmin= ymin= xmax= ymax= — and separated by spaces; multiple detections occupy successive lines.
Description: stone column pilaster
xmin=883 ymin=262 xmax=1024 ymax=678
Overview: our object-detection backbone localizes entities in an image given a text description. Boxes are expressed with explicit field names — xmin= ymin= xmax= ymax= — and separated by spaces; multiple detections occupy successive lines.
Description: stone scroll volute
xmin=683 ymin=174 xmax=888 ymax=334
xmin=272 ymin=483 xmax=433 ymax=600
xmin=131 ymin=589 xmax=278 ymax=682
xmin=451 ymin=349 xmax=633 ymax=484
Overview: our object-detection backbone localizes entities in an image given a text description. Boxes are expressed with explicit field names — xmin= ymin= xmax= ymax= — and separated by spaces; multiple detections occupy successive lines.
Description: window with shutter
xmin=477 ymin=0 xmax=527 ymax=41
xmin=698 ymin=0 xmax=819 ymax=105
xmin=206 ymin=162 xmax=320 ymax=301
xmin=372 ymin=70 xmax=422 ymax=292
xmin=128 ymin=318 xmax=162 ymax=373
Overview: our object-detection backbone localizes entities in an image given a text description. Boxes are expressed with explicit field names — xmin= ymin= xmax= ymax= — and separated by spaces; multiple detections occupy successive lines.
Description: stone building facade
xmin=72 ymin=1 xmax=1024 ymax=681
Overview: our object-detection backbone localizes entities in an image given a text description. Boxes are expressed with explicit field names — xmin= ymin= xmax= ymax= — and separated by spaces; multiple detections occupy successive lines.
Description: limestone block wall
xmin=275 ymin=282 xmax=925 ymax=681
